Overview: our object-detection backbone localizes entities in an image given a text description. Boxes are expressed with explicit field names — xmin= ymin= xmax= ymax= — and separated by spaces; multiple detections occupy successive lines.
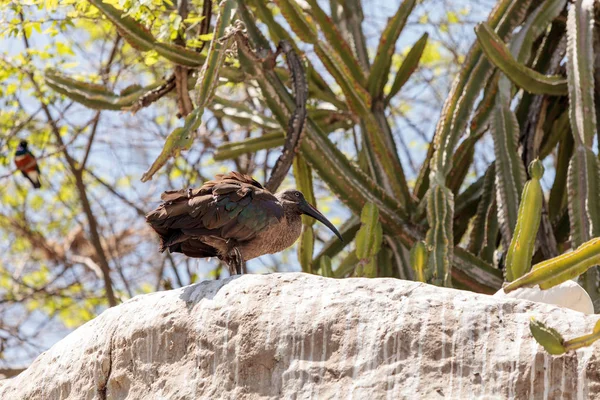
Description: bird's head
xmin=18 ymin=140 xmax=28 ymax=150
xmin=278 ymin=189 xmax=343 ymax=242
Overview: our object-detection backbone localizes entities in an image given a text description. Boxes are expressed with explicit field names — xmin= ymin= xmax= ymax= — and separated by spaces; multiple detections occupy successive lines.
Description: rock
xmin=493 ymin=280 xmax=595 ymax=315
xmin=1 ymin=273 xmax=600 ymax=399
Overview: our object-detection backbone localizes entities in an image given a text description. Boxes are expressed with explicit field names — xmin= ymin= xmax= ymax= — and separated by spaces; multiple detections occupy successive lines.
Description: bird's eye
xmin=294 ymin=191 xmax=300 ymax=197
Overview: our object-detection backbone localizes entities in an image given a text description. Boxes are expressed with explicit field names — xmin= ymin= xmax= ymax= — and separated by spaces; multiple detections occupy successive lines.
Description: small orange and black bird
xmin=14 ymin=140 xmax=41 ymax=189
xmin=146 ymin=172 xmax=342 ymax=275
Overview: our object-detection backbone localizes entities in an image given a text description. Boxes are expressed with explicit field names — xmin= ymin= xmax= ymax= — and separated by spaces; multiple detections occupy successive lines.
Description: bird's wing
xmin=146 ymin=172 xmax=284 ymax=248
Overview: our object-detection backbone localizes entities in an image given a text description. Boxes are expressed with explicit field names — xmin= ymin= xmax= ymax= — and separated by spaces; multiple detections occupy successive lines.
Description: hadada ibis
xmin=146 ymin=171 xmax=342 ymax=275
xmin=14 ymin=140 xmax=41 ymax=189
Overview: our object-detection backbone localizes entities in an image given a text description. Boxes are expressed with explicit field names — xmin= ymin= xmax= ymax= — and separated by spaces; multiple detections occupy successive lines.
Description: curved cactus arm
xmin=44 ymin=70 xmax=163 ymax=110
xmin=475 ymin=23 xmax=567 ymax=95
xmin=385 ymin=32 xmax=428 ymax=106
xmin=88 ymin=0 xmax=208 ymax=67
xmin=531 ymin=318 xmax=600 ymax=355
xmin=511 ymin=0 xmax=567 ymax=64
xmin=154 ymin=43 xmax=206 ymax=68
xmin=505 ymin=160 xmax=544 ymax=281
xmin=530 ymin=319 xmax=566 ymax=355
xmin=367 ymin=0 xmax=417 ymax=100
xmin=489 ymin=1 xmax=562 ymax=249
xmin=140 ymin=108 xmax=199 ymax=182
xmin=504 ymin=237 xmax=600 ymax=292
xmin=87 ymin=0 xmax=155 ymax=51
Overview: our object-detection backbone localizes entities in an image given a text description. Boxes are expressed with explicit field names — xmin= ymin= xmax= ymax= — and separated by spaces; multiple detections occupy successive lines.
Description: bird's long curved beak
xmin=299 ymin=202 xmax=343 ymax=242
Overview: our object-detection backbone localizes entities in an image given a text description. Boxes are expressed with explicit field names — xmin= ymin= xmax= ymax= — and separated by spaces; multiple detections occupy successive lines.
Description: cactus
xmin=504 ymin=237 xmax=600 ymax=292
xmin=355 ymin=203 xmax=383 ymax=278
xmin=41 ymin=0 xmax=600 ymax=310
xmin=140 ymin=0 xmax=236 ymax=182
xmin=505 ymin=160 xmax=544 ymax=281
xmin=530 ymin=318 xmax=600 ymax=355
xmin=475 ymin=22 xmax=567 ymax=95
xmin=410 ymin=241 xmax=429 ymax=283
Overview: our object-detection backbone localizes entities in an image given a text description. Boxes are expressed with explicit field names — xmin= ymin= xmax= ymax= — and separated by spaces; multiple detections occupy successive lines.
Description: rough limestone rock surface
xmin=1 ymin=273 xmax=600 ymax=399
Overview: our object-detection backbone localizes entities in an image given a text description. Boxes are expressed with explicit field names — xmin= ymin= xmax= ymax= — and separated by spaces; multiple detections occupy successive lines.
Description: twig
xmin=129 ymin=75 xmax=176 ymax=113
xmin=174 ymin=0 xmax=194 ymax=117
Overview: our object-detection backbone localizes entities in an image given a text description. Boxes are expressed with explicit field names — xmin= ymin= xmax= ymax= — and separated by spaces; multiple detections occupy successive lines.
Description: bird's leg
xmin=224 ymin=239 xmax=246 ymax=275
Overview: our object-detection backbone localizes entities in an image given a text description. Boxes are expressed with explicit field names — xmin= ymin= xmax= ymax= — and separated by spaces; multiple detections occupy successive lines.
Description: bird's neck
xmin=282 ymin=203 xmax=302 ymax=223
